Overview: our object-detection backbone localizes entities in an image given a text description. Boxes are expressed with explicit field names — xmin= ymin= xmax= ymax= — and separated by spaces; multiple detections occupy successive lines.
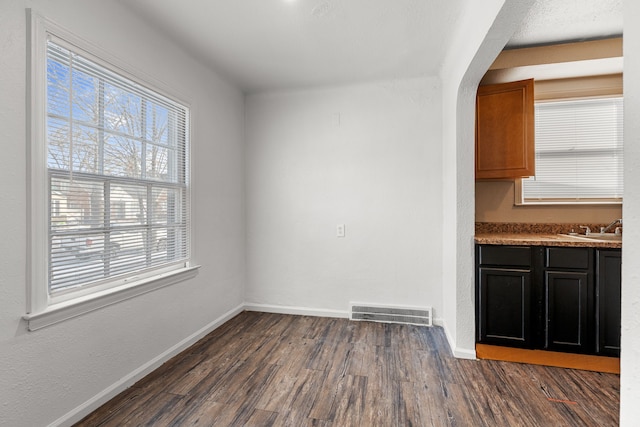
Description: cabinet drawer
xmin=478 ymin=245 xmax=531 ymax=267
xmin=546 ymin=247 xmax=590 ymax=270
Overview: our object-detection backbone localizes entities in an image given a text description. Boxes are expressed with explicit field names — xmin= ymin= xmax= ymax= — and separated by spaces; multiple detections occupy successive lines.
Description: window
xmin=27 ymin=13 xmax=196 ymax=328
xmin=520 ymin=96 xmax=623 ymax=204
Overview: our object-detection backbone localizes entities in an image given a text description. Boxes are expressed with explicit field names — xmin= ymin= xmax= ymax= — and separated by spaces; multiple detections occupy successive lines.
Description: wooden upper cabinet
xmin=476 ymin=79 xmax=535 ymax=179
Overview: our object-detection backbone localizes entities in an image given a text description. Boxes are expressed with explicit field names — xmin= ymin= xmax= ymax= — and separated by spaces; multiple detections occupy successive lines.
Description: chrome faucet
xmin=601 ymin=218 xmax=623 ymax=234
xmin=579 ymin=226 xmax=591 ymax=235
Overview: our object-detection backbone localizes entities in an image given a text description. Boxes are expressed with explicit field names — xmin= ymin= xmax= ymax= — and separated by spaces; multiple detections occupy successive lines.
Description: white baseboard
xmin=439 ymin=318 xmax=477 ymax=360
xmin=50 ymin=303 xmax=245 ymax=427
xmin=244 ymin=302 xmax=349 ymax=319
xmin=453 ymin=347 xmax=477 ymax=360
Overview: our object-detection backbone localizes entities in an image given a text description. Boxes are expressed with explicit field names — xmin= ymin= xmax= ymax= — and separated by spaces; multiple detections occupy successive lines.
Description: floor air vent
xmin=350 ymin=303 xmax=432 ymax=327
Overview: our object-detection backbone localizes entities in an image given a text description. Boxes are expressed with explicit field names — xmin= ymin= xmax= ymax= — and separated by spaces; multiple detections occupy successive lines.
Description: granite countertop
xmin=474 ymin=223 xmax=622 ymax=249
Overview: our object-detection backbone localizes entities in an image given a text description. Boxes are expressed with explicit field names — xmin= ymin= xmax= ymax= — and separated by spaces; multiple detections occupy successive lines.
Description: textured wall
xmin=0 ymin=1 xmax=245 ymax=425
xmin=245 ymin=78 xmax=443 ymax=318
xmin=621 ymin=0 xmax=640 ymax=423
xmin=439 ymin=0 xmax=536 ymax=358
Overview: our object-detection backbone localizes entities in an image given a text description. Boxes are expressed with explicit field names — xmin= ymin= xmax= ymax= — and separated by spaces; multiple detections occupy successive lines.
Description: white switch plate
xmin=337 ymin=224 xmax=346 ymax=237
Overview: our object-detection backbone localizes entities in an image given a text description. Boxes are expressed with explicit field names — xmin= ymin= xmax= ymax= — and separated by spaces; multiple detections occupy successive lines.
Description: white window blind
xmin=46 ymin=39 xmax=190 ymax=294
xmin=521 ymin=97 xmax=623 ymax=203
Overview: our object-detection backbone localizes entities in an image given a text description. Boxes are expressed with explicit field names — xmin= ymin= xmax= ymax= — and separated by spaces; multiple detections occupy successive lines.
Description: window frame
xmin=516 ymin=94 xmax=624 ymax=206
xmin=25 ymin=11 xmax=198 ymax=330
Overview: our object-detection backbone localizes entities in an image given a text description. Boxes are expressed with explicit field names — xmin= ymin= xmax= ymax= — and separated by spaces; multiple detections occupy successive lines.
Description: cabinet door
xmin=545 ymin=271 xmax=590 ymax=353
xmin=475 ymin=79 xmax=535 ymax=179
xmin=596 ymin=250 xmax=621 ymax=356
xmin=478 ymin=267 xmax=532 ymax=347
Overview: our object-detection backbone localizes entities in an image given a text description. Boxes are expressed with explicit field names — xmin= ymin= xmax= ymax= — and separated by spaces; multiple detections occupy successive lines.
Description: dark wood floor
xmin=76 ymin=312 xmax=619 ymax=426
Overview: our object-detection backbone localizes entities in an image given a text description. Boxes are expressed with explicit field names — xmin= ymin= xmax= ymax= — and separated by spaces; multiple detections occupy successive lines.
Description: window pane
xmin=522 ymin=97 xmax=623 ymax=201
xmin=47 ymin=117 xmax=70 ymax=170
xmin=104 ymin=136 xmax=142 ymax=179
xmin=110 ymin=183 xmax=147 ymax=226
xmin=104 ymin=82 xmax=143 ymax=138
xmin=151 ymin=187 xmax=185 ymax=225
xmin=72 ymin=125 xmax=99 ymax=174
xmin=50 ymin=176 xmax=104 ymax=233
xmin=46 ymin=38 xmax=189 ymax=294
xmin=47 ymin=57 xmax=70 ymax=118
xmin=146 ymin=102 xmax=169 ymax=145
xmin=146 ymin=144 xmax=175 ymax=182
xmin=72 ymin=68 xmax=99 ymax=124
xmin=50 ymin=232 xmax=110 ymax=291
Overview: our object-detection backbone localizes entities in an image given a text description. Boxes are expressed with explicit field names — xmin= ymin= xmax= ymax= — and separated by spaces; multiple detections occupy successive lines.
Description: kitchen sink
xmin=559 ymin=233 xmax=622 ymax=242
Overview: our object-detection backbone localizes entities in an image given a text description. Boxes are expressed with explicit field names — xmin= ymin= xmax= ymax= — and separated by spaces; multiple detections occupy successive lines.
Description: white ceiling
xmin=119 ymin=0 xmax=622 ymax=93
xmin=507 ymin=0 xmax=622 ymax=49
xmin=119 ymin=0 xmax=469 ymax=92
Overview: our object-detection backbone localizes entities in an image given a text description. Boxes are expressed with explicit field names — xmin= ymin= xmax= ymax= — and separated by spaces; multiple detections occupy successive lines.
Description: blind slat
xmin=522 ymin=97 xmax=623 ymax=202
xmin=47 ymin=40 xmax=189 ymax=293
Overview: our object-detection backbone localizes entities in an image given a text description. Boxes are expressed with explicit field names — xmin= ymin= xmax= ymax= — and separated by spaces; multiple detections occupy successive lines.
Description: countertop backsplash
xmin=475 ymin=222 xmax=613 ymax=235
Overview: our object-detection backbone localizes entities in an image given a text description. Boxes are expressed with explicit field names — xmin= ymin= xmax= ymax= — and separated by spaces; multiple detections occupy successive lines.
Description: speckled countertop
xmin=475 ymin=222 xmax=622 ymax=249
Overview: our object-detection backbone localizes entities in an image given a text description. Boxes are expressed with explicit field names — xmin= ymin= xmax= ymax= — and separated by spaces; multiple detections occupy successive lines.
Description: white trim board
xmin=25 ymin=266 xmax=200 ymax=331
xmin=244 ymin=303 xmax=349 ymax=319
xmin=440 ymin=318 xmax=477 ymax=360
xmin=246 ymin=303 xmax=448 ymax=331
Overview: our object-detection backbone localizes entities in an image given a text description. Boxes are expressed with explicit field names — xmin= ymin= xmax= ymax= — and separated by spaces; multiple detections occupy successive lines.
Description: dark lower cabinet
xmin=596 ymin=250 xmax=622 ymax=356
xmin=543 ymin=247 xmax=593 ymax=354
xmin=476 ymin=245 xmax=535 ymax=348
xmin=545 ymin=271 xmax=590 ymax=352
xmin=478 ymin=267 xmax=531 ymax=347
xmin=476 ymin=244 xmax=620 ymax=357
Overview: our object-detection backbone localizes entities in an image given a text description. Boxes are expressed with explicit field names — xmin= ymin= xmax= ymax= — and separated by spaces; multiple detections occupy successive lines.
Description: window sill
xmin=23 ymin=265 xmax=200 ymax=331
xmin=515 ymin=200 xmax=623 ymax=206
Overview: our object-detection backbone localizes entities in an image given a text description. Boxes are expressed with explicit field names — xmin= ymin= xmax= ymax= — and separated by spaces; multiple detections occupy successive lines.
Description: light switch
xmin=337 ymin=224 xmax=346 ymax=237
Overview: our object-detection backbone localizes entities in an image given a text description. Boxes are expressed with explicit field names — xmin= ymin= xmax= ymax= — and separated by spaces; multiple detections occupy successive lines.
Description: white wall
xmin=439 ymin=0 xmax=535 ymax=358
xmin=245 ymin=78 xmax=443 ymax=318
xmin=0 ymin=1 xmax=245 ymax=426
xmin=621 ymin=0 xmax=640 ymax=423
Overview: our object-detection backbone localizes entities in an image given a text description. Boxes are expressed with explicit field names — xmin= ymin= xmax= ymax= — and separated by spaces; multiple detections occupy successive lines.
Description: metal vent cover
xmin=350 ymin=303 xmax=432 ymax=327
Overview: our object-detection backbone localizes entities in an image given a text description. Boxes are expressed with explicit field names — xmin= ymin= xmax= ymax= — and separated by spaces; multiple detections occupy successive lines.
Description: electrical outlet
xmin=337 ymin=224 xmax=346 ymax=237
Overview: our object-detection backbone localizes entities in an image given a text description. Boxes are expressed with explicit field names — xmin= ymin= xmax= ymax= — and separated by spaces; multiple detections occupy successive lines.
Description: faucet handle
xmin=579 ymin=225 xmax=591 ymax=235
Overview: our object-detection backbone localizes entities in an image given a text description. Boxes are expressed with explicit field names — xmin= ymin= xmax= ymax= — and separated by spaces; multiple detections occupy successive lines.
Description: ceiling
xmin=119 ymin=0 xmax=622 ymax=93
xmin=507 ymin=0 xmax=622 ymax=49
xmin=120 ymin=0 xmax=469 ymax=92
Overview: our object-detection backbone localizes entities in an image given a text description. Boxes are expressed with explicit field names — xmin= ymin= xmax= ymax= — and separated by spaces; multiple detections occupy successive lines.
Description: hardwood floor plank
xmin=168 ymin=400 xmax=237 ymax=427
xmin=271 ymin=369 xmax=325 ymax=425
xmin=329 ymin=375 xmax=368 ymax=426
xmin=163 ymin=359 xmax=248 ymax=424
xmin=306 ymin=372 xmax=346 ymax=421
xmin=133 ymin=352 xmax=207 ymax=391
xmin=263 ymin=336 xmax=316 ymax=372
xmin=223 ymin=363 xmax=281 ymax=407
xmin=252 ymin=369 xmax=299 ymax=412
xmin=106 ymin=391 xmax=184 ymax=427
xmin=304 ymin=317 xmax=351 ymax=343
xmin=74 ymin=386 xmax=149 ymax=427
xmin=75 ymin=312 xmax=619 ymax=427
xmin=228 ymin=407 xmax=278 ymax=427
xmin=347 ymin=320 xmax=391 ymax=346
